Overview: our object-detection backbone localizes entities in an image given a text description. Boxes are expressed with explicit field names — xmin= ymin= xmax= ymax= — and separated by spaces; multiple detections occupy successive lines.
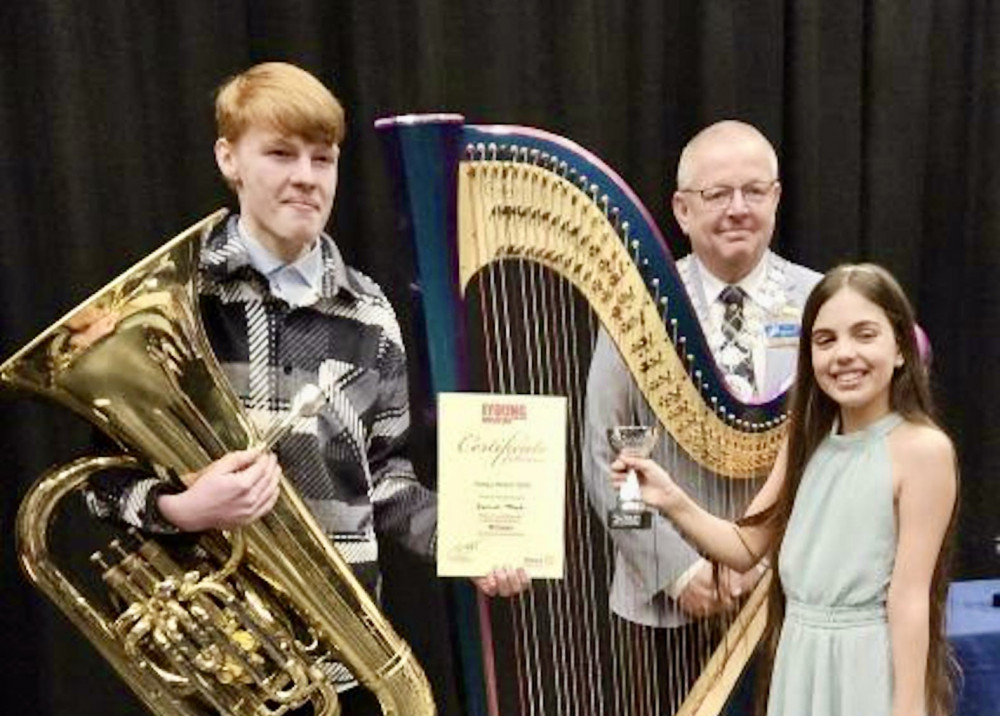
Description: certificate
xmin=436 ymin=392 xmax=566 ymax=579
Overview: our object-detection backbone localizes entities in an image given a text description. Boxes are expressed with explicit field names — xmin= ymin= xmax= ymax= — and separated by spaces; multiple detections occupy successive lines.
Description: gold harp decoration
xmin=3 ymin=210 xmax=436 ymax=716
xmin=457 ymin=159 xmax=786 ymax=478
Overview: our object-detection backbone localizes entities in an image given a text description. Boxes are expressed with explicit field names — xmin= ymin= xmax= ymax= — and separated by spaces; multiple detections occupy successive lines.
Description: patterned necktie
xmin=718 ymin=285 xmax=757 ymax=398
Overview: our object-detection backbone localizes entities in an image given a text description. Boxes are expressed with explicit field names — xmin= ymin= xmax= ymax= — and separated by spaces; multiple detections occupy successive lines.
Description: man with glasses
xmin=582 ymin=120 xmax=820 ymax=704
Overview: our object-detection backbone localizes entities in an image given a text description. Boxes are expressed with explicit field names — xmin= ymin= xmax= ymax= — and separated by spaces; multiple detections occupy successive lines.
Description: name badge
xmin=765 ymin=322 xmax=800 ymax=348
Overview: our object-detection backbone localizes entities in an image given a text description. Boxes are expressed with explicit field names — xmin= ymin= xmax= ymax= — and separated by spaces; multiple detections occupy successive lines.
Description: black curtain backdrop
xmin=1 ymin=1 xmax=998 ymax=714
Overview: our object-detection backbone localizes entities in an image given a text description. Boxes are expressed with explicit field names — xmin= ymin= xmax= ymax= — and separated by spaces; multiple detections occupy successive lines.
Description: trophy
xmin=607 ymin=425 xmax=660 ymax=529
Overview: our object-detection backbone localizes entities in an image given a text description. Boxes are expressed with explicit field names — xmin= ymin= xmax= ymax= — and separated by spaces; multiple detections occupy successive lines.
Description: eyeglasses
xmin=679 ymin=179 xmax=778 ymax=210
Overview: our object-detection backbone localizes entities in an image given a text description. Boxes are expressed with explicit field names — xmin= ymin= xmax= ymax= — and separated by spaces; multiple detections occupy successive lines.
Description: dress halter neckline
xmin=829 ymin=411 xmax=903 ymax=446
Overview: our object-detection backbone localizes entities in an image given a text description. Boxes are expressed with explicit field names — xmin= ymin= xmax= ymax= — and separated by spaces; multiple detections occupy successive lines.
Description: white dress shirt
xmin=694 ymin=254 xmax=771 ymax=399
xmin=236 ymin=219 xmax=324 ymax=308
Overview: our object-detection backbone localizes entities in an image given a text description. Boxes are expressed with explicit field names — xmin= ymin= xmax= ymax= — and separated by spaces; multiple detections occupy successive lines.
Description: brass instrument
xmin=3 ymin=210 xmax=436 ymax=715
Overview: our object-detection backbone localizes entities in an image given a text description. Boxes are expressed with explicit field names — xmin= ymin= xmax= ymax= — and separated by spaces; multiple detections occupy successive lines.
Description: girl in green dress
xmin=613 ymin=264 xmax=957 ymax=716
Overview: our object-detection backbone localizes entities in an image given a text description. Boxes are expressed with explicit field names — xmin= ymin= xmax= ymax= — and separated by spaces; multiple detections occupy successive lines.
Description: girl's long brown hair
xmin=741 ymin=264 xmax=957 ymax=716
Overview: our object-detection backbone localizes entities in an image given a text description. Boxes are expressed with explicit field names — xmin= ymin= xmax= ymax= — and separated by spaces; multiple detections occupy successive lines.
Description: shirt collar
xmin=696 ymin=251 xmax=771 ymax=307
xmin=201 ymin=213 xmax=360 ymax=302
xmin=237 ymin=218 xmax=323 ymax=287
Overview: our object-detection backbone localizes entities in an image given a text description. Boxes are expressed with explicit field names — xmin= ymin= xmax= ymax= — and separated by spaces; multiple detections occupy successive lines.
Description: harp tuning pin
xmin=530 ymin=148 xmax=540 ymax=163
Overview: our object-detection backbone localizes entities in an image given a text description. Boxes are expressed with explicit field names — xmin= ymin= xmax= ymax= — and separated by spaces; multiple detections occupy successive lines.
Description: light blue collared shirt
xmin=236 ymin=219 xmax=324 ymax=307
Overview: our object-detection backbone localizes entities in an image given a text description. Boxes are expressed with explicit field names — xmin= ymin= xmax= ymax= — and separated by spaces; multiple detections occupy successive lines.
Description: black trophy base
xmin=608 ymin=508 xmax=652 ymax=530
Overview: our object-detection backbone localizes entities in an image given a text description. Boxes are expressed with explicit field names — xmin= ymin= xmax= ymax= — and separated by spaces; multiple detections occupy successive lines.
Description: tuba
xmin=3 ymin=210 xmax=435 ymax=716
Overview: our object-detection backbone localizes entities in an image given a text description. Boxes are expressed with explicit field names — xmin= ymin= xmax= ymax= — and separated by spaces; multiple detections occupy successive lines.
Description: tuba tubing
xmin=18 ymin=455 xmax=207 ymax=716
xmin=4 ymin=210 xmax=436 ymax=715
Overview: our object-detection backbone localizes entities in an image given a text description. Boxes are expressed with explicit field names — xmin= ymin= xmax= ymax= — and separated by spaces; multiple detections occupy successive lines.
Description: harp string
xmin=477 ymin=154 xmax=535 ymax=716
xmin=500 ymin=161 xmax=546 ymax=716
xmin=531 ymin=170 xmax=576 ymax=715
xmin=560 ymin=182 xmax=605 ymax=716
xmin=466 ymin=146 xmax=757 ymax=715
xmin=626 ymin=229 xmax=672 ymax=716
xmin=518 ymin=171 xmax=556 ymax=715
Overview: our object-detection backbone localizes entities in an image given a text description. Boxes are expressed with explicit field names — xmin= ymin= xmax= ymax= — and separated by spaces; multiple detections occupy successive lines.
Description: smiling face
xmin=810 ymin=286 xmax=903 ymax=431
xmin=672 ymin=123 xmax=780 ymax=283
xmin=215 ymin=126 xmax=339 ymax=262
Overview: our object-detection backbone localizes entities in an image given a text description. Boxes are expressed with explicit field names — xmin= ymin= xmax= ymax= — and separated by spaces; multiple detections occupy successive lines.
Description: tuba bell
xmin=3 ymin=209 xmax=436 ymax=716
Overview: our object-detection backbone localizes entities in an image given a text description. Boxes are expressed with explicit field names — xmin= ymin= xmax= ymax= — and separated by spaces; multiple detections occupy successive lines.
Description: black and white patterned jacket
xmin=86 ymin=215 xmax=437 ymax=606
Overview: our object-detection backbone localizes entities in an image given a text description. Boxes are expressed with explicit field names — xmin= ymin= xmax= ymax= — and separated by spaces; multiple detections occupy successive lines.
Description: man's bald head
xmin=676 ymin=120 xmax=779 ymax=190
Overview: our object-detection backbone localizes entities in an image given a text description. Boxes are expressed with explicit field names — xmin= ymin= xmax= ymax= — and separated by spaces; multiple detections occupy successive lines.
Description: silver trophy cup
xmin=607 ymin=425 xmax=659 ymax=529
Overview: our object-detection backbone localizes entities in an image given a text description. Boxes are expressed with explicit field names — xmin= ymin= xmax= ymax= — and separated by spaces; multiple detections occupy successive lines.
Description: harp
xmin=376 ymin=115 xmax=787 ymax=716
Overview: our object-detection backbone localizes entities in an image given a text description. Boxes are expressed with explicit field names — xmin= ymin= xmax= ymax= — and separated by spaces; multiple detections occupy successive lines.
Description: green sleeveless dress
xmin=768 ymin=412 xmax=903 ymax=716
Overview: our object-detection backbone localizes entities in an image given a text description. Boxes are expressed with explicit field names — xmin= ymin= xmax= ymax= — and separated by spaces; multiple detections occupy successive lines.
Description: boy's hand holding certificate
xmin=436 ymin=393 xmax=566 ymax=579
